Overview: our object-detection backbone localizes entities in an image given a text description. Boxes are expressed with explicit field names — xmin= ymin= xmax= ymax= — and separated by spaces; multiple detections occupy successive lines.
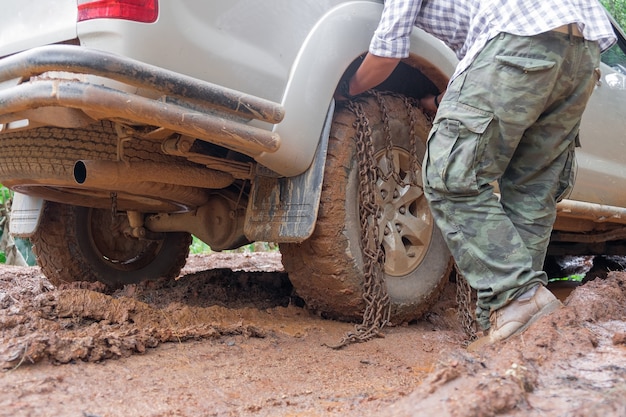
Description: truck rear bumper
xmin=0 ymin=45 xmax=284 ymax=158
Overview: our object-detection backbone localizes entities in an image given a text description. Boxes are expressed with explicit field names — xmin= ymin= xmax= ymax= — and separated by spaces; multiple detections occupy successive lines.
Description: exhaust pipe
xmin=74 ymin=160 xmax=234 ymax=189
xmin=556 ymin=199 xmax=626 ymax=225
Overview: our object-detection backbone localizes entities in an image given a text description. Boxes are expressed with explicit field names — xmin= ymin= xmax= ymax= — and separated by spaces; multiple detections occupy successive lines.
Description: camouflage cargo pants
xmin=423 ymin=30 xmax=601 ymax=330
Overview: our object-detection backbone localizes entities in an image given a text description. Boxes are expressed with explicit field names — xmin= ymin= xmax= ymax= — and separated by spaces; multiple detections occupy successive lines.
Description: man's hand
xmin=334 ymin=79 xmax=355 ymax=102
xmin=334 ymin=53 xmax=401 ymax=101
xmin=419 ymin=92 xmax=444 ymax=115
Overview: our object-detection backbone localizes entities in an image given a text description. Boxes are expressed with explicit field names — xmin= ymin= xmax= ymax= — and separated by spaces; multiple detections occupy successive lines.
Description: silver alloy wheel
xmin=375 ymin=147 xmax=433 ymax=277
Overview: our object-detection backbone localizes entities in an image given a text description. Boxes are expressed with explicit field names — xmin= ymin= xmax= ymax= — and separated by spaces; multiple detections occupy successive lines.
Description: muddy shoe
xmin=468 ymin=285 xmax=562 ymax=351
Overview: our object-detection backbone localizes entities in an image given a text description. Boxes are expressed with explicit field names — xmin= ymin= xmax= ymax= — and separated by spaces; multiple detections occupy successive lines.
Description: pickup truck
xmin=0 ymin=1 xmax=625 ymax=324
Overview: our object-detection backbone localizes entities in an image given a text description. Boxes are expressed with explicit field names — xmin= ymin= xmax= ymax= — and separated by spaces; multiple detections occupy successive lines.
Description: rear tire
xmin=281 ymin=94 xmax=452 ymax=323
xmin=31 ymin=201 xmax=191 ymax=288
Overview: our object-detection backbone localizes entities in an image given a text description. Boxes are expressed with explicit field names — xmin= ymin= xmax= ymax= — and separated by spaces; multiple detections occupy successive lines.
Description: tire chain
xmin=455 ymin=264 xmax=479 ymax=343
xmin=110 ymin=192 xmax=118 ymax=221
xmin=328 ymin=91 xmax=423 ymax=349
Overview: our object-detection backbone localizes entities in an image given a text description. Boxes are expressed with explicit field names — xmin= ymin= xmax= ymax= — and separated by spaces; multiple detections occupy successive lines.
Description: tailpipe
xmin=74 ymin=160 xmax=234 ymax=189
xmin=556 ymin=199 xmax=626 ymax=225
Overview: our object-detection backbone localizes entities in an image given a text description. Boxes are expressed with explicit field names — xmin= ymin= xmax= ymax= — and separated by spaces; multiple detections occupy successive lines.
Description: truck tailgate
xmin=0 ymin=0 xmax=77 ymax=57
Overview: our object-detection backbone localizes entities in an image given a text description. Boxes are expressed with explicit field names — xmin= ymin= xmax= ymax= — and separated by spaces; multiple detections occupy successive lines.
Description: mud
xmin=1 ymin=252 xmax=626 ymax=416
xmin=385 ymin=272 xmax=626 ymax=417
xmin=0 ymin=253 xmax=293 ymax=368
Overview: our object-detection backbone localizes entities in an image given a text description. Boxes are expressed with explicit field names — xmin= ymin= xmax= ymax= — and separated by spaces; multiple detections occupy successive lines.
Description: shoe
xmin=467 ymin=285 xmax=562 ymax=351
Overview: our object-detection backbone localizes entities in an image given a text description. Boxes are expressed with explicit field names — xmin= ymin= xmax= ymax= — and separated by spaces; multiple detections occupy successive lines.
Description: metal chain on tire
xmin=328 ymin=92 xmax=421 ymax=349
xmin=455 ymin=264 xmax=478 ymax=343
xmin=376 ymin=92 xmax=479 ymax=345
xmin=110 ymin=192 xmax=118 ymax=221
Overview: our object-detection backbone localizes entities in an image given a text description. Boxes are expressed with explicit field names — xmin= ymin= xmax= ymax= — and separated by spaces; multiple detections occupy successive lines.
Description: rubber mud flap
xmin=244 ymin=102 xmax=333 ymax=243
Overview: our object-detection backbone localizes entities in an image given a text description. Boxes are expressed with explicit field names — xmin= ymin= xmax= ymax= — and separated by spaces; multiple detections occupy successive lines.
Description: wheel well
xmin=339 ymin=54 xmax=447 ymax=100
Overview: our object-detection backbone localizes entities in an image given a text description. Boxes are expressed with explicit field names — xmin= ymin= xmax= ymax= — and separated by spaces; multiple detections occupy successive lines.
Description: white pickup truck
xmin=0 ymin=1 xmax=625 ymax=323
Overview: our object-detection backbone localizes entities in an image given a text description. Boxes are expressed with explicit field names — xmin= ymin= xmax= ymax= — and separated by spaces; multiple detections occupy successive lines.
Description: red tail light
xmin=78 ymin=0 xmax=158 ymax=23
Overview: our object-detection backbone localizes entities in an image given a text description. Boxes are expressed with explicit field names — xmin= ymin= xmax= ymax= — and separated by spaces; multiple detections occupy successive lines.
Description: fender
xmin=256 ymin=1 xmax=384 ymax=177
xmin=256 ymin=1 xmax=457 ymax=177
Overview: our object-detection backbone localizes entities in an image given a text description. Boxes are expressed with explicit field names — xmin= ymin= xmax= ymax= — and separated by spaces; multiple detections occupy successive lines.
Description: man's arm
xmin=348 ymin=53 xmax=401 ymax=96
xmin=335 ymin=52 xmax=443 ymax=114
xmin=335 ymin=0 xmax=421 ymax=100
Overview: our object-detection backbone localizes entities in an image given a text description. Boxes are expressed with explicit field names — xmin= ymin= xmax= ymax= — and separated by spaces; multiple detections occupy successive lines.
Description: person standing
xmin=336 ymin=0 xmax=616 ymax=347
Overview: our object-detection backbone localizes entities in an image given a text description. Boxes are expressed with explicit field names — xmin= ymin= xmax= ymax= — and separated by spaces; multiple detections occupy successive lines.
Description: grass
xmin=190 ymin=236 xmax=212 ymax=254
xmin=0 ymin=184 xmax=11 ymax=263
xmin=0 ymin=184 xmax=37 ymax=266
xmin=190 ymin=237 xmax=278 ymax=255
xmin=548 ymin=274 xmax=585 ymax=283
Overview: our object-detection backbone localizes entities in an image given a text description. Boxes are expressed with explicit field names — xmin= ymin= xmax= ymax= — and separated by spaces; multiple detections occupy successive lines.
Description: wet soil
xmin=1 ymin=252 xmax=626 ymax=417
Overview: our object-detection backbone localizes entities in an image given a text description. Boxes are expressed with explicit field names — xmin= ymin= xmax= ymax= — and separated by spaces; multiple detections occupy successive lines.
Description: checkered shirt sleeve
xmin=369 ymin=0 xmax=422 ymax=58
xmin=368 ymin=0 xmax=616 ymax=74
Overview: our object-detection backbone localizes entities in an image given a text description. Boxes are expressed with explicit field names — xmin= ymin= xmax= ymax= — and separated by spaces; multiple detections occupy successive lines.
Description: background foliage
xmin=0 ymin=185 xmax=36 ymax=265
xmin=600 ymin=1 xmax=626 ymax=68
xmin=602 ymin=0 xmax=626 ymax=29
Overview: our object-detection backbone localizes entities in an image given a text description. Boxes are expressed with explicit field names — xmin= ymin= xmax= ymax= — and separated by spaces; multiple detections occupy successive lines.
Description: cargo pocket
xmin=556 ymin=140 xmax=578 ymax=202
xmin=495 ymin=56 xmax=556 ymax=73
xmin=424 ymin=103 xmax=494 ymax=194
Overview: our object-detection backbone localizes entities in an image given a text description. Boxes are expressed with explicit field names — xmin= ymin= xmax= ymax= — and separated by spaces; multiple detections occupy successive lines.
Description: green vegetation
xmin=600 ymin=1 xmax=626 ymax=78
xmin=0 ymin=184 xmax=36 ymax=266
xmin=191 ymin=239 xmax=278 ymax=255
xmin=190 ymin=236 xmax=212 ymax=254
xmin=602 ymin=0 xmax=626 ymax=30
xmin=0 ymin=185 xmax=11 ymax=264
xmin=548 ymin=274 xmax=585 ymax=283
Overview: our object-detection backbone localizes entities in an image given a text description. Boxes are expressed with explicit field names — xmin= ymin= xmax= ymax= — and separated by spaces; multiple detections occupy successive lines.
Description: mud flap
xmin=8 ymin=192 xmax=44 ymax=237
xmin=244 ymin=102 xmax=333 ymax=243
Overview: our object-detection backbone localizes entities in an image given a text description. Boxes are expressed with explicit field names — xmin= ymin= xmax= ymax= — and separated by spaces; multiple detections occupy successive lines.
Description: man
xmin=337 ymin=0 xmax=616 ymax=347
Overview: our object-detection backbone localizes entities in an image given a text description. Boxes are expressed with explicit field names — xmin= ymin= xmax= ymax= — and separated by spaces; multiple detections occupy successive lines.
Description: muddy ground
xmin=1 ymin=252 xmax=626 ymax=417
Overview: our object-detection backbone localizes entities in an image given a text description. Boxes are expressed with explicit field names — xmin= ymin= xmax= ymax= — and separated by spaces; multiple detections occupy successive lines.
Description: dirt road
xmin=1 ymin=252 xmax=626 ymax=417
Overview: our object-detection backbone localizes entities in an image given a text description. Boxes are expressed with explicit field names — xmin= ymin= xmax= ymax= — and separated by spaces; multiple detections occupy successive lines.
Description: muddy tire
xmin=31 ymin=201 xmax=191 ymax=288
xmin=281 ymin=94 xmax=452 ymax=323
xmin=0 ymin=121 xmax=207 ymax=212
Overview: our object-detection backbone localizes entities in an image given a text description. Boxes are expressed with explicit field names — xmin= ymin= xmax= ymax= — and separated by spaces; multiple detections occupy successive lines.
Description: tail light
xmin=78 ymin=0 xmax=159 ymax=23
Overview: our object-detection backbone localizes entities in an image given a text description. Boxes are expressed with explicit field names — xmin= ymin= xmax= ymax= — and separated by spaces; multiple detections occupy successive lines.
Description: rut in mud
xmin=1 ymin=252 xmax=626 ymax=417
xmin=0 ymin=253 xmax=294 ymax=368
xmin=385 ymin=270 xmax=626 ymax=417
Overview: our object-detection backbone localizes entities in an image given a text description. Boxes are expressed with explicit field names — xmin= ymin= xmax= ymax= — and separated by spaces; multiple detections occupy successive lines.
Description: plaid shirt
xmin=370 ymin=0 xmax=617 ymax=78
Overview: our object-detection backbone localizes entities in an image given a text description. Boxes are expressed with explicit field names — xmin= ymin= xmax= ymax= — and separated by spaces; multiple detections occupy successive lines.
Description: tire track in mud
xmin=3 ymin=253 xmax=626 ymax=417
xmin=0 ymin=253 xmax=318 ymax=369
xmin=381 ymin=271 xmax=626 ymax=417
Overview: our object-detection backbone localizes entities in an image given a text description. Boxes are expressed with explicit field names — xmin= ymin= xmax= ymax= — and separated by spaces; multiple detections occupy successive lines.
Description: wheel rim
xmin=86 ymin=208 xmax=163 ymax=271
xmin=375 ymin=147 xmax=434 ymax=277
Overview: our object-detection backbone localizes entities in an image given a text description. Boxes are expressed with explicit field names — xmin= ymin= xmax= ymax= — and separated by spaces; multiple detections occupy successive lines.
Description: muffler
xmin=74 ymin=160 xmax=234 ymax=189
xmin=557 ymin=199 xmax=626 ymax=225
